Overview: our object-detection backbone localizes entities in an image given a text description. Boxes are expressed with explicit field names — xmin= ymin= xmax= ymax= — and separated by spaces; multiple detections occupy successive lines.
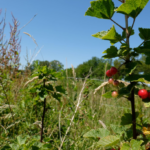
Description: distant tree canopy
xmin=75 ymin=57 xmax=112 ymax=79
xmin=29 ymin=60 xmax=64 ymax=72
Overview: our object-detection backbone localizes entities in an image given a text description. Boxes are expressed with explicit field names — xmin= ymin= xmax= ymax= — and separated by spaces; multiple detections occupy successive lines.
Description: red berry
xmin=113 ymin=80 xmax=119 ymax=87
xmin=138 ymin=89 xmax=148 ymax=99
xmin=106 ymin=70 xmax=112 ymax=77
xmin=110 ymin=67 xmax=118 ymax=75
xmin=108 ymin=78 xmax=114 ymax=84
xmin=112 ymin=91 xmax=118 ymax=98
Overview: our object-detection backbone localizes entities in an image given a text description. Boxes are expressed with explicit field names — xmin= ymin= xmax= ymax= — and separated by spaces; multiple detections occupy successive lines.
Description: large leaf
xmin=17 ymin=135 xmax=28 ymax=146
xmin=146 ymin=56 xmax=150 ymax=64
xmin=121 ymin=140 xmax=143 ymax=150
xmin=134 ymin=41 xmax=150 ymax=55
xmin=115 ymin=0 xmax=149 ymax=18
xmin=139 ymin=28 xmax=150 ymax=40
xmin=102 ymin=46 xmax=118 ymax=58
xmin=92 ymin=25 xmax=122 ymax=45
xmin=121 ymin=112 xmax=139 ymax=125
xmin=125 ymin=74 xmax=150 ymax=82
xmin=130 ymin=139 xmax=143 ymax=150
xmin=97 ymin=135 xmax=120 ymax=148
xmin=83 ymin=128 xmax=110 ymax=139
xmin=102 ymin=91 xmax=112 ymax=98
xmin=85 ymin=0 xmax=115 ymax=19
xmin=110 ymin=124 xmax=128 ymax=135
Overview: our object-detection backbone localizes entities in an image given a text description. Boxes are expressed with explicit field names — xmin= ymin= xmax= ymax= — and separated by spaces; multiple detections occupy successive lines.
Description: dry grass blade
xmin=98 ymin=120 xmax=107 ymax=129
xmin=94 ymin=80 xmax=130 ymax=95
xmin=94 ymin=81 xmax=109 ymax=95
xmin=24 ymin=76 xmax=38 ymax=87
xmin=71 ymin=64 xmax=76 ymax=82
xmin=33 ymin=121 xmax=42 ymax=128
xmin=24 ymin=32 xmax=38 ymax=47
xmin=0 ymin=104 xmax=16 ymax=110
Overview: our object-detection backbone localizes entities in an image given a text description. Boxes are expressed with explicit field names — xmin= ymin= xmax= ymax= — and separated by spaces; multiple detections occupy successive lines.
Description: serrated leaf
xmin=102 ymin=91 xmax=112 ymax=98
xmin=92 ymin=25 xmax=122 ymax=45
xmin=55 ymin=85 xmax=66 ymax=94
xmin=85 ymin=0 xmax=115 ymax=19
xmin=130 ymin=139 xmax=143 ymax=150
xmin=52 ymin=93 xmax=61 ymax=101
xmin=121 ymin=142 xmax=130 ymax=150
xmin=83 ymin=128 xmax=110 ymax=139
xmin=115 ymin=0 xmax=149 ymax=18
xmin=102 ymin=46 xmax=118 ymax=58
xmin=17 ymin=135 xmax=28 ymax=146
xmin=121 ymin=112 xmax=139 ymax=125
xmin=97 ymin=135 xmax=120 ymax=148
xmin=139 ymin=28 xmax=150 ymax=40
xmin=133 ymin=78 xmax=150 ymax=84
xmin=110 ymin=124 xmax=128 ymax=135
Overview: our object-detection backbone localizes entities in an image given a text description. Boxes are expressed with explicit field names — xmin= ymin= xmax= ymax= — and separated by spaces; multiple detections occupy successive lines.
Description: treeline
xmin=23 ymin=55 xmax=150 ymax=79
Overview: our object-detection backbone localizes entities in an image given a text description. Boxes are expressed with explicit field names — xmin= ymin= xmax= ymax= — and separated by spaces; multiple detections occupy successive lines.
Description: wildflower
xmin=142 ymin=127 xmax=150 ymax=135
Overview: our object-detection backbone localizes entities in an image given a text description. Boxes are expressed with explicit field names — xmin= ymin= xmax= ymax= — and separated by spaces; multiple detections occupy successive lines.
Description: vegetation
xmin=1 ymin=0 xmax=150 ymax=150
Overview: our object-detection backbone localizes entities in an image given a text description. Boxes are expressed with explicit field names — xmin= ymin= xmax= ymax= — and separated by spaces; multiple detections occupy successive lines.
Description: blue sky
xmin=1 ymin=0 xmax=150 ymax=69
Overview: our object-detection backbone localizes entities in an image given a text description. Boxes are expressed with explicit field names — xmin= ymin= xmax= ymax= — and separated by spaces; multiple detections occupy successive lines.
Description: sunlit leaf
xmin=115 ymin=0 xmax=149 ymax=18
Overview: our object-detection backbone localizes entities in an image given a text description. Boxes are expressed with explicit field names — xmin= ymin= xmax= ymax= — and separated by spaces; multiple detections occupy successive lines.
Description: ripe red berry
xmin=106 ymin=70 xmax=112 ymax=77
xmin=113 ymin=80 xmax=119 ymax=87
xmin=138 ymin=89 xmax=148 ymax=99
xmin=108 ymin=78 xmax=114 ymax=84
xmin=112 ymin=91 xmax=118 ymax=98
xmin=110 ymin=67 xmax=118 ymax=75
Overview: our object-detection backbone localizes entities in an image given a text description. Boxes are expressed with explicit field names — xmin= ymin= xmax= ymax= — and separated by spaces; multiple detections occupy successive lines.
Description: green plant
xmin=83 ymin=0 xmax=150 ymax=149
xmin=25 ymin=64 xmax=66 ymax=142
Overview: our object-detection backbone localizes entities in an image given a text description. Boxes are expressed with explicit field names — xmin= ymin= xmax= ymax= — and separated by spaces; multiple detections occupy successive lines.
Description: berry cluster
xmin=106 ymin=67 xmax=119 ymax=98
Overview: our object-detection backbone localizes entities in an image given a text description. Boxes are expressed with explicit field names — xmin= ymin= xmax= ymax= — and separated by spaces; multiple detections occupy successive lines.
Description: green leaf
xmin=125 ymin=74 xmax=150 ymax=82
xmin=125 ymin=61 xmax=141 ymax=75
xmin=97 ymin=135 xmax=120 ymax=148
xmin=121 ymin=112 xmax=139 ymax=125
xmin=102 ymin=46 xmax=118 ymax=58
xmin=139 ymin=28 xmax=150 ymax=40
xmin=52 ymin=93 xmax=61 ymax=101
xmin=115 ymin=0 xmax=149 ymax=18
xmin=85 ymin=0 xmax=115 ymax=19
xmin=17 ymin=135 xmax=28 ymax=146
xmin=146 ymin=56 xmax=150 ymax=64
xmin=130 ymin=139 xmax=143 ymax=150
xmin=132 ymin=78 xmax=150 ymax=84
xmin=1 ymin=145 xmax=11 ymax=150
xmin=110 ymin=124 xmax=128 ymax=135
xmin=134 ymin=41 xmax=150 ymax=55
xmin=102 ymin=91 xmax=112 ymax=98
xmin=92 ymin=25 xmax=122 ymax=45
xmin=83 ymin=128 xmax=110 ymax=139
xmin=121 ymin=142 xmax=130 ymax=150
xmin=55 ymin=85 xmax=66 ymax=94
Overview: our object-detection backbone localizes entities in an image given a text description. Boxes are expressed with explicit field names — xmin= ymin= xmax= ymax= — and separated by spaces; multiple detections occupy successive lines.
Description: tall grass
xmin=0 ymin=66 xmax=150 ymax=149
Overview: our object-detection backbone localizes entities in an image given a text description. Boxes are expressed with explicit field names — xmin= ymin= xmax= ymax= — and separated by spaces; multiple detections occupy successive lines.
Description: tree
xmin=75 ymin=57 xmax=112 ymax=78
xmin=28 ymin=60 xmax=64 ymax=72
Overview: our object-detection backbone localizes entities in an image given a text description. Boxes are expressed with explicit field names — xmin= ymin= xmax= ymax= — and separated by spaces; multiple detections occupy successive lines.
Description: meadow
xmin=0 ymin=65 xmax=150 ymax=150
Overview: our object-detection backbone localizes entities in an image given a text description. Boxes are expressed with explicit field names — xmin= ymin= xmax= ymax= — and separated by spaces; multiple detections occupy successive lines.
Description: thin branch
xmin=138 ymin=40 xmax=145 ymax=48
xmin=110 ymin=18 xmax=125 ymax=30
xmin=128 ymin=18 xmax=135 ymax=38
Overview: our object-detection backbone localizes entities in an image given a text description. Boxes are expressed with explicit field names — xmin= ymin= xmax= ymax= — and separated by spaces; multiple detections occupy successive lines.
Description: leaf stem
xmin=128 ymin=18 xmax=135 ymax=38
xmin=110 ymin=18 xmax=125 ymax=31
xmin=138 ymin=40 xmax=146 ymax=47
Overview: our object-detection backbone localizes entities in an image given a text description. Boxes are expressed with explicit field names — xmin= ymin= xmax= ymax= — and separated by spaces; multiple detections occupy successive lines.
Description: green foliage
xmin=83 ymin=128 xmax=110 ymax=139
xmin=115 ymin=0 xmax=149 ymax=18
xmin=92 ymin=25 xmax=122 ymax=45
xmin=85 ymin=0 xmax=115 ymax=19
